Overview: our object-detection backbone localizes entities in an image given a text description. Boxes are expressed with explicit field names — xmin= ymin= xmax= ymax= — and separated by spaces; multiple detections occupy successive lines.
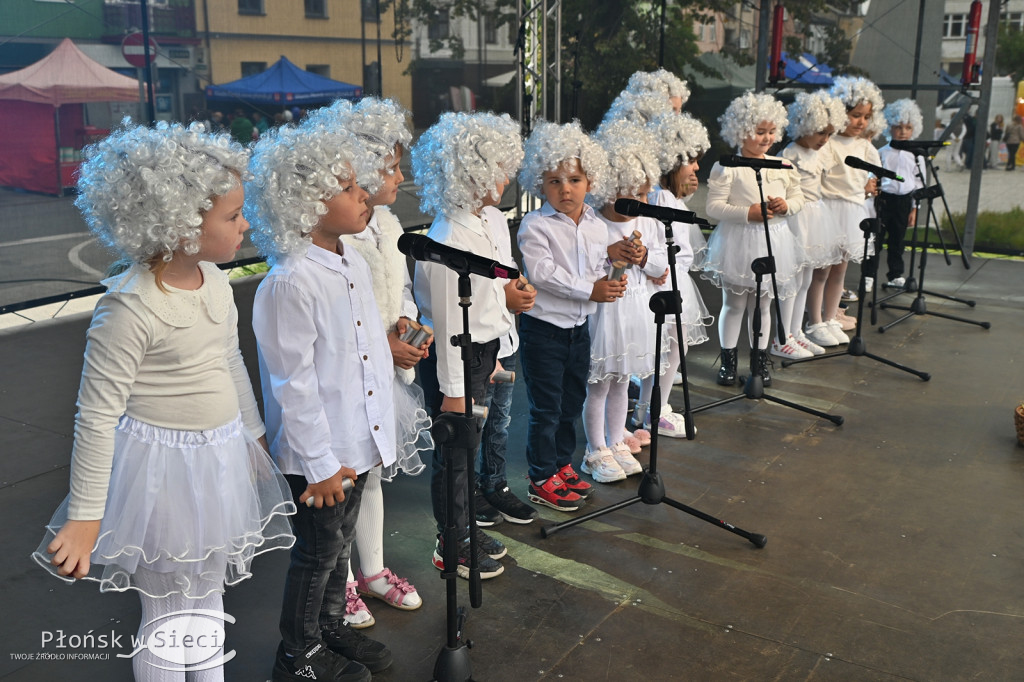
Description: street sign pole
xmin=139 ymin=0 xmax=156 ymax=124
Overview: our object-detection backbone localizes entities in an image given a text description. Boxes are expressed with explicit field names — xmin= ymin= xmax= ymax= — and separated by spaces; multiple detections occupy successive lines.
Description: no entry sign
xmin=121 ymin=32 xmax=158 ymax=68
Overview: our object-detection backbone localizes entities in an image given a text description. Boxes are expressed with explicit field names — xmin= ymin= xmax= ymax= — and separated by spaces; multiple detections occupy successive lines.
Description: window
xmin=428 ymin=9 xmax=450 ymax=41
xmin=241 ymin=61 xmax=266 ymax=77
xmin=238 ymin=0 xmax=263 ymax=15
xmin=361 ymin=0 xmax=380 ymax=23
xmin=943 ymin=13 xmax=966 ymax=38
xmin=305 ymin=0 xmax=326 ymax=18
xmin=485 ymin=14 xmax=498 ymax=45
xmin=1002 ymin=12 xmax=1024 ymax=31
xmin=306 ymin=64 xmax=330 ymax=77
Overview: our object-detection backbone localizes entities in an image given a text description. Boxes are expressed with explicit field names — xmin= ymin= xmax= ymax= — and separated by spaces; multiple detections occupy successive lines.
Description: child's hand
xmin=388 ymin=320 xmax=424 ymax=370
xmin=490 ymin=359 xmax=504 ymax=383
xmin=607 ymin=237 xmax=644 ymax=265
xmin=651 ymin=268 xmax=669 ymax=287
xmin=441 ymin=395 xmax=467 ymax=414
xmin=747 ymin=203 xmax=772 ymax=221
xmin=908 ymin=208 xmax=917 ymax=226
xmin=767 ymin=195 xmax=788 ymax=215
xmin=301 ymin=467 xmax=357 ymax=508
xmin=865 ymin=177 xmax=878 ymax=196
xmin=590 ymin=275 xmax=627 ymax=302
xmin=504 ymin=280 xmax=536 ymax=313
xmin=47 ymin=519 xmax=102 ymax=579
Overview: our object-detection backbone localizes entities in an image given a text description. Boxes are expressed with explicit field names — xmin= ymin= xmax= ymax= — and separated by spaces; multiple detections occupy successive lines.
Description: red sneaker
xmin=555 ymin=464 xmax=594 ymax=498
xmin=528 ymin=475 xmax=584 ymax=511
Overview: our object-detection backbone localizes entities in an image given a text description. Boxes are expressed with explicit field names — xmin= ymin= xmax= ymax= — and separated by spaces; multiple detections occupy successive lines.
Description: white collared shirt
xmin=516 ymin=201 xmax=609 ymax=329
xmin=253 ymin=243 xmax=396 ymax=482
xmin=481 ymin=205 xmax=520 ymax=358
xmin=878 ymin=144 xmax=926 ymax=196
xmin=413 ymin=210 xmax=515 ymax=397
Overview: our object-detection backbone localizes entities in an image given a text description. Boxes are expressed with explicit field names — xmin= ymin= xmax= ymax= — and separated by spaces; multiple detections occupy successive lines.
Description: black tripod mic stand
xmin=783 ymin=218 xmax=930 ymax=381
xmin=541 ymin=217 xmax=766 ymax=548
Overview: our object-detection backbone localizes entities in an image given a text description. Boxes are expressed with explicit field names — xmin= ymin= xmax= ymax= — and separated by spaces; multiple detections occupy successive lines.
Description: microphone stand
xmin=782 ymin=218 xmax=931 ymax=381
xmin=431 ymin=271 xmax=484 ymax=682
xmin=692 ymin=165 xmax=843 ymax=426
xmin=541 ymin=216 xmax=767 ymax=548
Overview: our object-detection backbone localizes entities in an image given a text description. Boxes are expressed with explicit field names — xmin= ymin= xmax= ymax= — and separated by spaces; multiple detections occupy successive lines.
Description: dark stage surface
xmin=2 ymin=253 xmax=1022 ymax=681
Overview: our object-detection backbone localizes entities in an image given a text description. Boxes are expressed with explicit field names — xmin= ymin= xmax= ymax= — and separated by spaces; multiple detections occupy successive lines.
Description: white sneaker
xmin=885 ymin=276 xmax=906 ymax=289
xmin=826 ymin=319 xmax=850 ymax=344
xmin=793 ymin=330 xmax=826 ymax=356
xmin=609 ymin=442 xmax=643 ymax=475
xmin=655 ymin=410 xmax=693 ymax=438
xmin=863 ymin=276 xmax=874 ymax=292
xmin=804 ymin=322 xmax=839 ymax=347
xmin=581 ymin=446 xmax=627 ymax=483
xmin=672 ymin=371 xmax=683 ymax=385
xmin=770 ymin=335 xmax=813 ymax=359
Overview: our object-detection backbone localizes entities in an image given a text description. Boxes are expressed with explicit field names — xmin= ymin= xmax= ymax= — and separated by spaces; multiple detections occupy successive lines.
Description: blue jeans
xmin=279 ymin=473 xmax=367 ymax=655
xmin=518 ymin=314 xmax=590 ymax=483
xmin=478 ymin=351 xmax=517 ymax=491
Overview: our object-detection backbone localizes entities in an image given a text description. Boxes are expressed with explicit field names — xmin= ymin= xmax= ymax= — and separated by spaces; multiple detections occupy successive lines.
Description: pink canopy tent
xmin=0 ymin=38 xmax=138 ymax=195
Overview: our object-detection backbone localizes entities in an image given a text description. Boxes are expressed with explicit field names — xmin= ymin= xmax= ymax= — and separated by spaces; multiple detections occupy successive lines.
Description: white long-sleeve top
xmin=68 ymin=262 xmax=265 ymax=520
xmin=821 ymin=135 xmax=881 ymax=204
xmin=648 ymin=188 xmax=696 ymax=272
xmin=413 ymin=210 xmax=514 ymax=398
xmin=705 ymin=156 xmax=806 ymax=224
xmin=517 ymin=201 xmax=610 ymax=329
xmin=481 ymin=205 xmax=520 ymax=358
xmin=878 ymin=144 xmax=927 ymax=196
xmin=253 ymin=243 xmax=396 ymax=483
xmin=781 ymin=142 xmax=828 ymax=202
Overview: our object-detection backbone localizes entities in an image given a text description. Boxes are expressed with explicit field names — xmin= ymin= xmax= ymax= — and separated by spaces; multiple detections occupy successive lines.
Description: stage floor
xmin=2 ymin=253 xmax=1022 ymax=681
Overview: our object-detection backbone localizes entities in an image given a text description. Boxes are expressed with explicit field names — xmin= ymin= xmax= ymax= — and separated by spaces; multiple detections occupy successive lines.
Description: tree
xmin=996 ymin=23 xmax=1024 ymax=80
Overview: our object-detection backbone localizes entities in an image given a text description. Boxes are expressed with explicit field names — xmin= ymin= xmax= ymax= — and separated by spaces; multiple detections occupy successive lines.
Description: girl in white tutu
xmin=582 ymin=120 xmax=668 ymax=482
xmin=779 ymin=90 xmax=849 ymax=356
xmin=307 ymin=98 xmax=430 ymax=629
xmin=815 ymin=76 xmax=885 ymax=346
xmin=632 ymin=112 xmax=714 ymax=438
xmin=701 ymin=92 xmax=805 ymax=387
xmin=33 ymin=120 xmax=296 ymax=681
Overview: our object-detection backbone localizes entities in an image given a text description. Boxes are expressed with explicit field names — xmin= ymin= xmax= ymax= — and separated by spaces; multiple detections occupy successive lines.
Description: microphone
xmin=719 ymin=154 xmax=793 ymax=170
xmin=613 ymin=198 xmax=710 ymax=226
xmin=891 ymin=139 xmax=950 ymax=155
xmin=844 ymin=155 xmax=903 ymax=182
xmin=397 ymin=233 xmax=519 ymax=280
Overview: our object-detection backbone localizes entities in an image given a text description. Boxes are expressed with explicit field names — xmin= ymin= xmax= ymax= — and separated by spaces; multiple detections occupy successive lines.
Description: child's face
xmin=798 ymin=126 xmax=833 ymax=151
xmin=891 ymin=123 xmax=914 ymax=141
xmin=368 ymin=146 xmax=404 ymax=208
xmin=740 ymin=120 xmax=776 ymax=157
xmin=668 ymin=96 xmax=683 ymax=114
xmin=541 ymin=159 xmax=591 ymax=222
xmin=197 ymin=182 xmax=249 ymax=264
xmin=318 ymin=173 xmax=371 ymax=239
xmin=842 ymin=102 xmax=872 ymax=137
xmin=670 ymin=159 xmax=700 ymax=198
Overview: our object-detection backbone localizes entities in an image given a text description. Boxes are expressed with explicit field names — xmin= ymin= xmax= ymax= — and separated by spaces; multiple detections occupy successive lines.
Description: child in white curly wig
xmin=876 ymin=98 xmax=926 ymax=290
xmin=701 ymin=91 xmax=806 ymax=387
xmin=601 ymin=89 xmax=675 ymax=129
xmin=626 ymin=68 xmax=691 ymax=113
xmin=812 ymin=76 xmax=885 ymax=346
xmin=634 ymin=112 xmax=714 ymax=439
xmin=517 ymin=120 xmax=622 ymax=509
xmin=778 ymin=90 xmax=848 ymax=358
xmin=34 ymin=120 xmax=296 ymax=682
xmin=410 ymin=111 xmax=523 ymax=578
xmin=580 ymin=119 xmax=667 ymax=483
xmin=248 ymin=117 xmax=398 ymax=677
xmin=308 ymin=98 xmax=430 ymax=630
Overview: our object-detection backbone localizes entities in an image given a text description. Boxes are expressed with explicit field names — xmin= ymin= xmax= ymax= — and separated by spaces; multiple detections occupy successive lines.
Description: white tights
xmin=778 ymin=267 xmax=813 ymax=339
xmin=639 ymin=329 xmax=685 ymax=413
xmin=719 ymin=289 xmax=772 ymax=350
xmin=347 ymin=467 xmax=384 ymax=584
xmin=583 ymin=378 xmax=629 ymax=450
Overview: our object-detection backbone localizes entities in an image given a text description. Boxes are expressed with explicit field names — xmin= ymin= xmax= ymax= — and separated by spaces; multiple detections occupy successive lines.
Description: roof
xmin=0 ymin=38 xmax=138 ymax=106
xmin=205 ymin=56 xmax=362 ymax=104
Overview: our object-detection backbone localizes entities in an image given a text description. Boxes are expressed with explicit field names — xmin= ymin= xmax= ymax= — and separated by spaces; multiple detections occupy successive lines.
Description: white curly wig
xmin=718 ymin=91 xmax=788 ymax=149
xmin=626 ymin=68 xmax=691 ymax=107
xmin=74 ymin=118 xmax=248 ymax=264
xmin=245 ymin=120 xmax=376 ymax=263
xmin=649 ymin=112 xmax=710 ymax=175
xmin=883 ymin=98 xmax=924 ymax=139
xmin=519 ymin=119 xmax=610 ymax=198
xmin=602 ymin=90 xmax=674 ymax=128
xmin=829 ymin=76 xmax=885 ymax=117
xmin=590 ymin=120 xmax=662 ymax=207
xmin=786 ymin=90 xmax=849 ymax=140
xmin=410 ymin=111 xmax=523 ymax=217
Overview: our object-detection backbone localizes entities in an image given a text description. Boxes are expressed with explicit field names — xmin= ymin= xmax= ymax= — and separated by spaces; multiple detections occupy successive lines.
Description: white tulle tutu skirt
xmin=788 ymin=199 xmax=844 ymax=269
xmin=383 ymin=377 xmax=430 ymax=482
xmin=701 ymin=218 xmax=806 ymax=299
xmin=658 ymin=268 xmax=713 ymax=347
xmin=588 ymin=274 xmax=667 ymax=383
xmin=33 ymin=415 xmax=296 ymax=599
xmin=824 ymin=198 xmax=874 ymax=263
xmin=687 ymin=223 xmax=709 ymax=271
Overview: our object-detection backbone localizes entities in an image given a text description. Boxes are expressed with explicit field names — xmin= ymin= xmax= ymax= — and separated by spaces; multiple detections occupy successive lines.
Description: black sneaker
xmin=472 ymin=526 xmax=507 ymax=559
xmin=485 ymin=485 xmax=538 ymax=524
xmin=432 ymin=534 xmax=504 ymax=579
xmin=322 ymin=625 xmax=393 ymax=673
xmin=474 ymin=489 xmax=504 ymax=527
xmin=272 ymin=640 xmax=370 ymax=682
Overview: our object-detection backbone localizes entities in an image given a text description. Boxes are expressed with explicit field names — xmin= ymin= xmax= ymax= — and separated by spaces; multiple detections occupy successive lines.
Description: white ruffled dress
xmin=781 ymin=142 xmax=845 ymax=269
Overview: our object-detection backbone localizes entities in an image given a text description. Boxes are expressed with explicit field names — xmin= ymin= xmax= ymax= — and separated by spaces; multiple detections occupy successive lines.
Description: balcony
xmin=102 ymin=1 xmax=197 ymax=41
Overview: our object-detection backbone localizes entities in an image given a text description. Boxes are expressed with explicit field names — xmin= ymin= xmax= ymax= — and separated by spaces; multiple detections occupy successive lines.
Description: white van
xmin=935 ymin=76 xmax=1016 ymax=127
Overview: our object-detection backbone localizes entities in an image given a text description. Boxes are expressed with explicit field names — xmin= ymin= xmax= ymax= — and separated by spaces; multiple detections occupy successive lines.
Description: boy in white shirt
xmin=411 ymin=111 xmax=523 ymax=579
xmin=247 ymin=119 xmax=394 ymax=682
xmin=877 ymin=99 xmax=926 ymax=290
xmin=517 ymin=120 xmax=623 ymax=512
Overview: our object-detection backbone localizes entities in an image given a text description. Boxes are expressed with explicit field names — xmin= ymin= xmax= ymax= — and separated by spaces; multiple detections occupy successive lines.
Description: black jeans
xmin=876 ymin=192 xmax=914 ymax=281
xmin=279 ymin=472 xmax=367 ymax=655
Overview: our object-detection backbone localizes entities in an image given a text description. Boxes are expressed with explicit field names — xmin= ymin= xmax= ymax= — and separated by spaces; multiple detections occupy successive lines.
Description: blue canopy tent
xmin=779 ymin=52 xmax=834 ymax=85
xmin=205 ymin=56 xmax=362 ymax=104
